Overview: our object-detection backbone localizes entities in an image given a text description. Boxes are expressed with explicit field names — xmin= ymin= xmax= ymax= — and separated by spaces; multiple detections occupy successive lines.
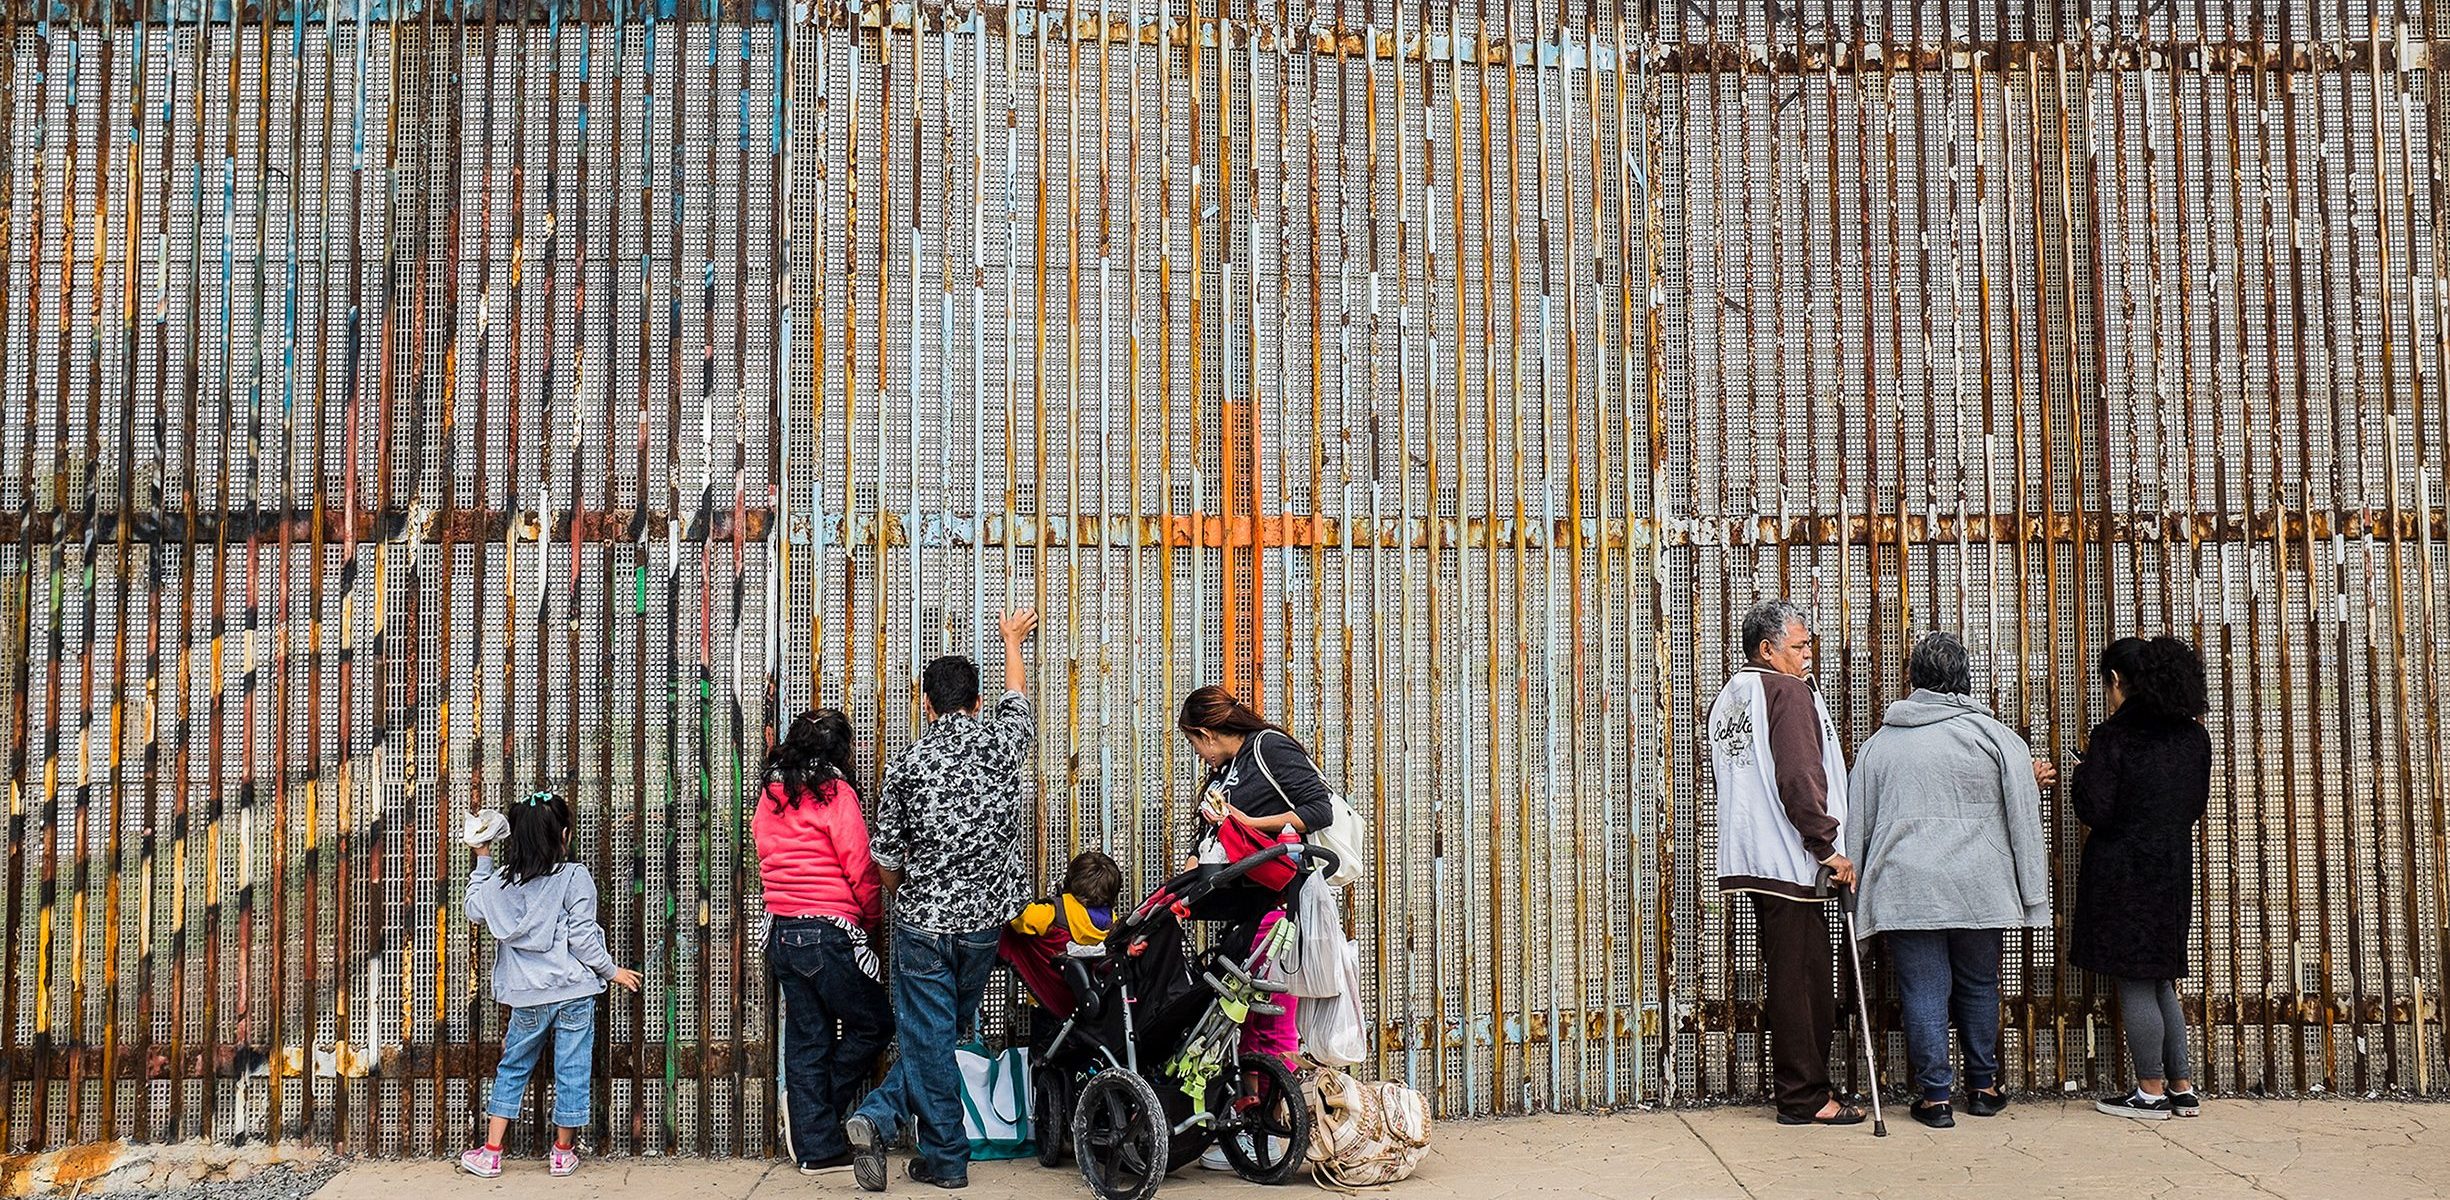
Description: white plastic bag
xmin=1295 ymin=939 xmax=1367 ymax=1066
xmin=1285 ymin=875 xmax=1351 ymax=1000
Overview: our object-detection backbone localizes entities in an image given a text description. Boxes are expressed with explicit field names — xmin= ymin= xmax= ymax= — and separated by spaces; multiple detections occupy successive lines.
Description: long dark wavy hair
xmin=1176 ymin=685 xmax=1287 ymax=741
xmin=499 ymin=791 xmax=575 ymax=886
xmin=764 ymin=708 xmax=860 ymax=812
xmin=2100 ymin=636 xmax=2209 ymax=723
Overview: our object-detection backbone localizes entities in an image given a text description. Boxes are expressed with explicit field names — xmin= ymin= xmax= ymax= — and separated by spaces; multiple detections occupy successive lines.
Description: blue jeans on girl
xmin=487 ymin=996 xmax=598 ymax=1128
xmin=773 ymin=918 xmax=894 ymax=1165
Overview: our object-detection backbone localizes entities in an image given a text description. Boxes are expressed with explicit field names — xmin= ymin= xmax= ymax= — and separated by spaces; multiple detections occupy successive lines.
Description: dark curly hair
xmin=764 ymin=708 xmax=860 ymax=812
xmin=2099 ymin=635 xmax=2208 ymax=722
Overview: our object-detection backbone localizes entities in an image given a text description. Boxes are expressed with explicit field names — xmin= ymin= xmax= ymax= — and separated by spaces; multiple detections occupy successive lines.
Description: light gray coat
xmin=466 ymin=859 xmax=622 ymax=1008
xmin=1845 ymin=690 xmax=2051 ymax=937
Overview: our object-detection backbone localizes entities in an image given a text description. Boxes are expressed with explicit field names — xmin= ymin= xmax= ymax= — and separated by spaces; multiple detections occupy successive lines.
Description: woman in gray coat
xmin=1846 ymin=633 xmax=2056 ymax=1128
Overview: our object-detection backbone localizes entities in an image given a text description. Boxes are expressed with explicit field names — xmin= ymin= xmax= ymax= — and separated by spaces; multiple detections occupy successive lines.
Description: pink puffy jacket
xmin=750 ymin=778 xmax=884 ymax=927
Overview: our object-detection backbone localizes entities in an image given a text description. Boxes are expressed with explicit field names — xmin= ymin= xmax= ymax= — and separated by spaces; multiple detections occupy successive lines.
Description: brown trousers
xmin=1751 ymin=892 xmax=1836 ymax=1118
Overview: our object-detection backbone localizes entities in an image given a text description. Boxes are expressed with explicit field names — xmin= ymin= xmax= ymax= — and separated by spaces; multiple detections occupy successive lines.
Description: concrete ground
xmin=316 ymin=1098 xmax=2447 ymax=1200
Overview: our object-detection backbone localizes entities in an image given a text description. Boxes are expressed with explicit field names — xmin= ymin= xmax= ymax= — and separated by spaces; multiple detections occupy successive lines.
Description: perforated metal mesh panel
xmin=1 ymin=0 xmax=2448 ymax=1156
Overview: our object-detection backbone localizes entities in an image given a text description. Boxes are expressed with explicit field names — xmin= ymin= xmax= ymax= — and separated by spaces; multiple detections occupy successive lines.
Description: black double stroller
xmin=1024 ymin=843 xmax=1339 ymax=1200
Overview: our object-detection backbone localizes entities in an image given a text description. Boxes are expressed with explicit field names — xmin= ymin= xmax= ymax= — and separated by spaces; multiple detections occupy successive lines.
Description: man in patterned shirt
xmin=848 ymin=608 xmax=1039 ymax=1192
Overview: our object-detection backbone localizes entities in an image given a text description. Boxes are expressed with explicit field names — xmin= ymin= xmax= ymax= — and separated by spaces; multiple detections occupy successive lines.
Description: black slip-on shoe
xmin=907 ymin=1161 xmax=969 ymax=1190
xmin=1967 ymin=1089 xmax=2009 ymax=1117
xmin=1911 ymin=1101 xmax=1955 ymax=1129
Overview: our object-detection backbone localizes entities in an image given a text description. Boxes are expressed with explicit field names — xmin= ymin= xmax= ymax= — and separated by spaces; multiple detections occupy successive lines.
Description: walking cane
xmin=1824 ymin=865 xmax=1888 ymax=1137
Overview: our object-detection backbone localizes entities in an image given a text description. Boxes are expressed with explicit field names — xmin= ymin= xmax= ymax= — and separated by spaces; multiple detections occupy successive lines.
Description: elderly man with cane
xmin=1706 ymin=599 xmax=1868 ymax=1127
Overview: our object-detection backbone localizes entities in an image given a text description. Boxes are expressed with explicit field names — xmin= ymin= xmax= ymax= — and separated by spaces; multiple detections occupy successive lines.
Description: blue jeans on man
xmin=852 ymin=923 xmax=1002 ymax=1183
xmin=1887 ymin=927 xmax=2004 ymax=1102
xmin=487 ymin=996 xmax=598 ymax=1127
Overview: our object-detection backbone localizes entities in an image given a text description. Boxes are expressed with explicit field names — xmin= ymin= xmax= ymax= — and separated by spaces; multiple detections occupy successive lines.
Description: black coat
xmin=2067 ymin=708 xmax=2212 ymax=980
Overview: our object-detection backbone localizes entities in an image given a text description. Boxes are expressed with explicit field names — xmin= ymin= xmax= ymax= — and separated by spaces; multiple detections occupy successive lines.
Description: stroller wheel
xmin=1034 ymin=1065 xmax=1073 ymax=1168
xmin=1074 ymin=1069 xmax=1172 ymax=1200
xmin=1218 ymin=1054 xmax=1312 ymax=1185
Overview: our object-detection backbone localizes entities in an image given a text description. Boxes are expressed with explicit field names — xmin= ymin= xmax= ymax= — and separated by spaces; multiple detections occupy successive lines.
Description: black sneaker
xmin=846 ymin=1115 xmax=889 ymax=1192
xmin=1910 ymin=1101 xmax=1955 ymax=1129
xmin=799 ymin=1152 xmax=855 ymax=1176
xmin=2168 ymin=1089 xmax=2201 ymax=1118
xmin=2094 ymin=1090 xmax=2174 ymax=1121
xmin=1966 ymin=1088 xmax=2009 ymax=1118
xmin=907 ymin=1161 xmax=969 ymax=1190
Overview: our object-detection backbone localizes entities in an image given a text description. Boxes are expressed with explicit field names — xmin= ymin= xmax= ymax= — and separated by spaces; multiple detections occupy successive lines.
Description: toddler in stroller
xmin=1023 ymin=841 xmax=1341 ymax=1200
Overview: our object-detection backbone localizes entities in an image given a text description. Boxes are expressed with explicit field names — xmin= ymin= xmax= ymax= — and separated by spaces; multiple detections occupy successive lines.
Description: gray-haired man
xmin=1706 ymin=599 xmax=1860 ymax=1125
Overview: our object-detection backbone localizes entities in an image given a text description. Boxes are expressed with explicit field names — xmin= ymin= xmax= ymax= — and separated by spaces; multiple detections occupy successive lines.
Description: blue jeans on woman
xmin=487 ymin=996 xmax=598 ymax=1127
xmin=852 ymin=924 xmax=1002 ymax=1183
xmin=1886 ymin=928 xmax=2004 ymax=1103
xmin=773 ymin=918 xmax=894 ymax=1165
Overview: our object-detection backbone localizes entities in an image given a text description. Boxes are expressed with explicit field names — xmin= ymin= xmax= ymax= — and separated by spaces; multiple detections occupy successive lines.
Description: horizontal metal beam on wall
xmin=6 ymin=506 xmax=2445 ymax=551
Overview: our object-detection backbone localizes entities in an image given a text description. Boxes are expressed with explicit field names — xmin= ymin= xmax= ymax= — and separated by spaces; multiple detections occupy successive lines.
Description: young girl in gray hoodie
xmin=457 ymin=793 xmax=640 ymax=1179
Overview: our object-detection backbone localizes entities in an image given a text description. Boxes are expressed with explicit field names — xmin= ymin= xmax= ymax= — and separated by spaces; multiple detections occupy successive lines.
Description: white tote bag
xmin=955 ymin=1042 xmax=1036 ymax=1159
xmin=1249 ymin=730 xmax=1369 ymax=888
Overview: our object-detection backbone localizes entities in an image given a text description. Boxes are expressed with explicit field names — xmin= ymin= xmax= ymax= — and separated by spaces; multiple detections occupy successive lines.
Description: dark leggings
xmin=2115 ymin=977 xmax=2191 ymax=1082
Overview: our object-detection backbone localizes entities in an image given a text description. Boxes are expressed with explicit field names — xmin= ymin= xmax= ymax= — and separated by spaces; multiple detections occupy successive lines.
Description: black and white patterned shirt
xmin=871 ymin=692 xmax=1035 ymax=934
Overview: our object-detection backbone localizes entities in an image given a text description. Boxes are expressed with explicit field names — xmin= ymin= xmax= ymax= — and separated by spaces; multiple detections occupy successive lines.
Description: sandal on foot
xmin=1776 ymin=1104 xmax=1869 ymax=1126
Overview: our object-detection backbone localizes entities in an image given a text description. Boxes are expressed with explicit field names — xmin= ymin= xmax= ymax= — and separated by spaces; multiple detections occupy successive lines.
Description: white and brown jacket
xmin=1706 ymin=665 xmax=1849 ymax=901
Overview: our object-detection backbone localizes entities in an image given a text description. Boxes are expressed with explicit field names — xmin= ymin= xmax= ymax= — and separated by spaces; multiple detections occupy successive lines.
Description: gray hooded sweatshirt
xmin=1845 ymin=689 xmax=2051 ymax=937
xmin=466 ymin=859 xmax=621 ymax=1008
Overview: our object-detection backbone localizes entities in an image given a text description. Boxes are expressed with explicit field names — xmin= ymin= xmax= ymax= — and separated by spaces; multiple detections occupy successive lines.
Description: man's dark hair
xmin=1740 ymin=599 xmax=1807 ymax=662
xmin=922 ymin=654 xmax=982 ymax=715
xmin=1908 ymin=632 xmax=1974 ymax=696
xmin=1062 ymin=849 xmax=1125 ymax=910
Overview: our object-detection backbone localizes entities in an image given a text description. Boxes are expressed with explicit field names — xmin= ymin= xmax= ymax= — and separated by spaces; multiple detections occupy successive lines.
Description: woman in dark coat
xmin=2069 ymin=636 xmax=2212 ymax=1121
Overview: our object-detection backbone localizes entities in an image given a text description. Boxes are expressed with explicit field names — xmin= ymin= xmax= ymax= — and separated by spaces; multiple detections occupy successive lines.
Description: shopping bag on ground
xmin=1304 ymin=1066 xmax=1432 ymax=1187
xmin=956 ymin=1041 xmax=1037 ymax=1160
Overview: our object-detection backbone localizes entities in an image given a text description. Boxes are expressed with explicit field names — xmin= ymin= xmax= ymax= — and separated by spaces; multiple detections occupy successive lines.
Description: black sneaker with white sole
xmin=799 ymin=1152 xmax=855 ymax=1177
xmin=846 ymin=1114 xmax=889 ymax=1191
xmin=2094 ymin=1090 xmax=2175 ymax=1120
xmin=2168 ymin=1089 xmax=2201 ymax=1117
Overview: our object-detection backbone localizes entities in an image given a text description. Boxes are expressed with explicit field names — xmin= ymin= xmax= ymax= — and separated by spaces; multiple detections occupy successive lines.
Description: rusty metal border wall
xmin=1 ymin=0 xmax=2447 ymax=1156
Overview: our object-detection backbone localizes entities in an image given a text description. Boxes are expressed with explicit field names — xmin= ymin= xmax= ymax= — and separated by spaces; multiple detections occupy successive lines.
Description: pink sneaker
xmin=457 ymin=1147 xmax=503 ymax=1178
xmin=547 ymin=1145 xmax=579 ymax=1177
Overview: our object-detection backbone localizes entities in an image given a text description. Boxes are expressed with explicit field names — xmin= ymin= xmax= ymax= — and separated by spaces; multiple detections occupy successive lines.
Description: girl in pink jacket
xmin=754 ymin=709 xmax=891 ymax=1174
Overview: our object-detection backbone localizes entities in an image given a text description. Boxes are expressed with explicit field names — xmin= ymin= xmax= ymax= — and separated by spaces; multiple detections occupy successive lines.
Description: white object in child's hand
xmin=461 ymin=810 xmax=510 ymax=848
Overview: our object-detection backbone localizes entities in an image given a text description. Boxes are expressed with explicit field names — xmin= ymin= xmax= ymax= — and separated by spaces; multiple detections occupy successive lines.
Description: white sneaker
xmin=1198 ymin=1144 xmax=1235 ymax=1172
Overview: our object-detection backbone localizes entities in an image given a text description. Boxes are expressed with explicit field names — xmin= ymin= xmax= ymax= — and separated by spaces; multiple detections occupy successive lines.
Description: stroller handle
xmin=1140 ymin=840 xmax=1343 ymax=919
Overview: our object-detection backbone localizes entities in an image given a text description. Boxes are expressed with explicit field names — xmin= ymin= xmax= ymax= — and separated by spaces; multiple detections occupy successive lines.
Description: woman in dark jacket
xmin=1175 ymin=685 xmax=1336 ymax=1073
xmin=2069 ymin=636 xmax=2212 ymax=1121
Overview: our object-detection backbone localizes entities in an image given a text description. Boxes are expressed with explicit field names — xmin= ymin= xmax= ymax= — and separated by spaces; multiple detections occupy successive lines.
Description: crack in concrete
xmin=1672 ymin=1112 xmax=1761 ymax=1200
xmin=2151 ymin=1124 xmax=2295 ymax=1199
xmin=735 ymin=1162 xmax=786 ymax=1200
